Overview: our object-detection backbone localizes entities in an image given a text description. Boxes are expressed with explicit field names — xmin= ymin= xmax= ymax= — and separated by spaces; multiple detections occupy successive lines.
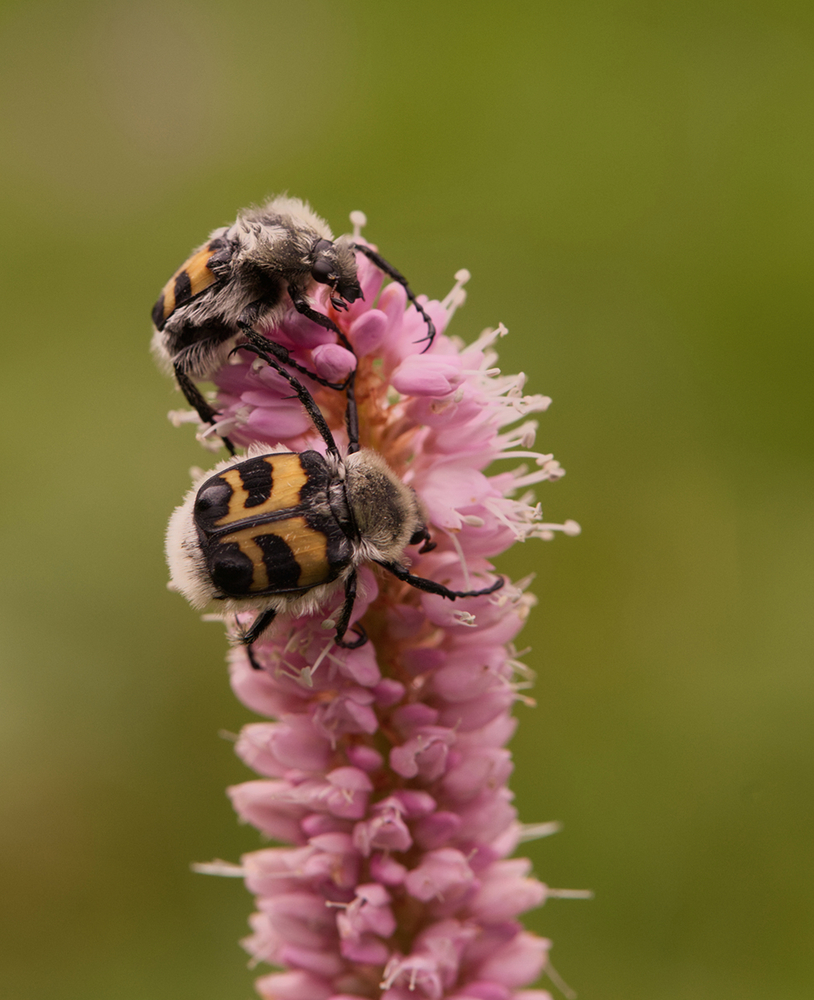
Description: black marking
xmin=238 ymin=457 xmax=274 ymax=508
xmin=207 ymin=530 xmax=302 ymax=598
xmin=174 ymin=268 xmax=192 ymax=307
xmin=194 ymin=452 xmax=333 ymax=539
xmin=171 ymin=318 xmax=233 ymax=356
xmin=194 ymin=478 xmax=233 ymax=522
xmin=255 ymin=532 xmax=302 ymax=590
xmin=208 ymin=542 xmax=255 ymax=596
xmin=151 ymin=295 xmax=166 ymax=329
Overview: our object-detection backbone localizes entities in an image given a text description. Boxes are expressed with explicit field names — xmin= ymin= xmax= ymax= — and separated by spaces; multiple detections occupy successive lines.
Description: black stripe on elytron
xmin=207 ymin=529 xmax=302 ymax=597
xmin=238 ymin=456 xmax=274 ymax=508
xmin=151 ymin=294 xmax=166 ymax=329
xmin=174 ymin=268 xmax=192 ymax=307
xmin=255 ymin=531 xmax=304 ymax=590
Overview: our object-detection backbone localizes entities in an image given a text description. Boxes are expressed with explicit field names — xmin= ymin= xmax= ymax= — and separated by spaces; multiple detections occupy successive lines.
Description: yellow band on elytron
xmin=219 ymin=516 xmax=329 ymax=591
xmin=215 ymin=455 xmax=309 ymax=527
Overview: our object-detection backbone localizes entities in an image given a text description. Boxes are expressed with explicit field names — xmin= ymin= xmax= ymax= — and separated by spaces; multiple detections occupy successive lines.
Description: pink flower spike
xmin=170 ymin=214 xmax=583 ymax=999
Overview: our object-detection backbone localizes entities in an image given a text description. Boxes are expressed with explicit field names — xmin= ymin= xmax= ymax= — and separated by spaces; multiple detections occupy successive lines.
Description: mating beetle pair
xmin=158 ymin=198 xmax=502 ymax=654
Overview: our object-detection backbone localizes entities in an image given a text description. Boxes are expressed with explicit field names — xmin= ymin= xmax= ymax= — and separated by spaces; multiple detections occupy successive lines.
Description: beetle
xmin=165 ymin=344 xmax=502 ymax=657
xmin=152 ymin=196 xmax=435 ymax=453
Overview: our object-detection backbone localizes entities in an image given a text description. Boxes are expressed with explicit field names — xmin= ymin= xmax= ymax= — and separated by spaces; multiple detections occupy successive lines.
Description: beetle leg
xmin=173 ymin=364 xmax=235 ymax=455
xmin=344 ymin=369 xmax=360 ymax=455
xmin=333 ymin=571 xmax=368 ymax=649
xmin=288 ymin=288 xmax=354 ymax=352
xmin=238 ymin=322 xmax=350 ymax=392
xmin=352 ymin=243 xmax=436 ymax=351
xmin=377 ymin=561 xmax=505 ymax=600
xmin=235 ymin=341 xmax=342 ymax=463
xmin=240 ymin=607 xmax=278 ymax=651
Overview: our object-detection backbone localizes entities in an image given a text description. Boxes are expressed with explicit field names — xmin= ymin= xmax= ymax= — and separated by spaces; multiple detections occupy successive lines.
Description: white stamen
xmin=445 ymin=530 xmax=472 ymax=590
xmin=349 ymin=210 xmax=367 ymax=240
xmin=464 ymin=321 xmax=509 ymax=356
xmin=441 ymin=268 xmax=471 ymax=309
xmin=545 ymin=958 xmax=578 ymax=1000
xmin=191 ymin=860 xmax=246 ymax=877
xmin=298 ymin=638 xmax=335 ymax=688
xmin=199 ymin=420 xmax=232 ymax=439
xmin=188 ymin=465 xmax=205 ymax=480
xmin=495 ymin=450 xmax=554 ymax=463
xmin=507 ymin=658 xmax=536 ymax=688
xmin=453 ymin=610 xmax=477 ymax=627
xmin=197 ymin=405 xmax=249 ymax=450
xmin=510 ymin=467 xmax=565 ymax=490
xmin=547 ymin=887 xmax=595 ymax=899
xmin=446 ymin=287 xmax=467 ymax=315
xmin=167 ymin=408 xmax=199 ymax=427
xmin=529 ymin=519 xmax=581 ymax=541
xmin=195 ymin=432 xmax=226 ymax=453
xmin=441 ymin=268 xmax=471 ymax=320
xmin=460 ymin=514 xmax=485 ymax=527
xmin=518 ymin=821 xmax=563 ymax=841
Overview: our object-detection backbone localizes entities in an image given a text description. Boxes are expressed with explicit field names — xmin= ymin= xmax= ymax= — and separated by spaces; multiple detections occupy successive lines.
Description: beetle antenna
xmin=352 ymin=243 xmax=436 ymax=352
xmin=236 ymin=342 xmax=341 ymax=462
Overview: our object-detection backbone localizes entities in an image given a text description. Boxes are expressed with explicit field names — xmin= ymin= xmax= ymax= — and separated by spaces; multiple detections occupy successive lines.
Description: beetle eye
xmin=312 ymin=258 xmax=333 ymax=284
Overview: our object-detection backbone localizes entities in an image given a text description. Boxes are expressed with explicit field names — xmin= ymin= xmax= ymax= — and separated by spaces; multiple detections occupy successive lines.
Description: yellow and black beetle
xmin=151 ymin=195 xmax=435 ymax=453
xmin=165 ymin=343 xmax=502 ymax=655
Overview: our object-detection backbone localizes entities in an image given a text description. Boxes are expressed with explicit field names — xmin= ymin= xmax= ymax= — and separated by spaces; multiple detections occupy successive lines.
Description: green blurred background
xmin=1 ymin=1 xmax=812 ymax=997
